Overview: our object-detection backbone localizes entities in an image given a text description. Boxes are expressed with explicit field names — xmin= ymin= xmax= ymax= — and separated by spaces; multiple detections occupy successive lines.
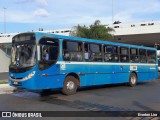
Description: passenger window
xmin=38 ymin=37 xmax=59 ymax=70
xmin=139 ymin=49 xmax=147 ymax=63
xmin=104 ymin=45 xmax=119 ymax=62
xmin=147 ymin=50 xmax=156 ymax=63
xmin=84 ymin=43 xmax=102 ymax=62
xmin=41 ymin=46 xmax=58 ymax=61
xmin=120 ymin=47 xmax=129 ymax=62
xmin=130 ymin=48 xmax=139 ymax=63
xmin=63 ymin=41 xmax=83 ymax=61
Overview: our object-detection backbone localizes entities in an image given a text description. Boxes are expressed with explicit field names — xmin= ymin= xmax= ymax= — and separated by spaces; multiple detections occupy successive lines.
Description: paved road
xmin=0 ymin=78 xmax=160 ymax=119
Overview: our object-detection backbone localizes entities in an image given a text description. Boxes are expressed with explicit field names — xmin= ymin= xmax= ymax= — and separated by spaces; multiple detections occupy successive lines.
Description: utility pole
xmin=112 ymin=0 xmax=114 ymax=25
xmin=3 ymin=7 xmax=7 ymax=33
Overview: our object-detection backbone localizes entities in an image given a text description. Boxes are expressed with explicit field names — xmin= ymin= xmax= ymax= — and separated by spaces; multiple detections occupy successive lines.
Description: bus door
xmin=37 ymin=37 xmax=60 ymax=88
xmin=114 ymin=47 xmax=130 ymax=83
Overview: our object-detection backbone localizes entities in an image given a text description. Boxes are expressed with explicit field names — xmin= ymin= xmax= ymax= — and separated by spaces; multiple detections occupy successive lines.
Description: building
xmin=1 ymin=21 xmax=160 ymax=72
xmin=108 ymin=21 xmax=160 ymax=49
xmin=0 ymin=33 xmax=15 ymax=72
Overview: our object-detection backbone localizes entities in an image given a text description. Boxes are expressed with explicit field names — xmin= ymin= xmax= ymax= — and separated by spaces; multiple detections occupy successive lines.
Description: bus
xmin=9 ymin=32 xmax=158 ymax=95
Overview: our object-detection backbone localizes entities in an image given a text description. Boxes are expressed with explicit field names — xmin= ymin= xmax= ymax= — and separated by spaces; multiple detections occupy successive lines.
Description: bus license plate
xmin=13 ymin=81 xmax=18 ymax=85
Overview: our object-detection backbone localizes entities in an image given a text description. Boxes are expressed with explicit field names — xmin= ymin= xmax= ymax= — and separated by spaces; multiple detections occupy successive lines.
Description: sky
xmin=0 ymin=0 xmax=160 ymax=33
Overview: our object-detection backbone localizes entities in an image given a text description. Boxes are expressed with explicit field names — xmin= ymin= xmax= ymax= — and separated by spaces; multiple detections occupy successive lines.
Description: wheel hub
xmin=66 ymin=81 xmax=75 ymax=90
xmin=131 ymin=76 xmax=136 ymax=84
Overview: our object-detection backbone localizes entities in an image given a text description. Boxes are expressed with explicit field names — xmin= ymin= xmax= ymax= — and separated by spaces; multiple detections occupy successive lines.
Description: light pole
xmin=112 ymin=0 xmax=114 ymax=25
xmin=3 ymin=7 xmax=7 ymax=33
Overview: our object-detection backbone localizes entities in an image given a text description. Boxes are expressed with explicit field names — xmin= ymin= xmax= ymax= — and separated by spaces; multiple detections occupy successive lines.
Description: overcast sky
xmin=0 ymin=0 xmax=160 ymax=33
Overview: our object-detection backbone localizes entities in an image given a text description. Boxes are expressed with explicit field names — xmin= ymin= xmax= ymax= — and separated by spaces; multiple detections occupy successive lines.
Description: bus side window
xmin=147 ymin=50 xmax=156 ymax=63
xmin=84 ymin=43 xmax=90 ymax=61
xmin=104 ymin=45 xmax=112 ymax=62
xmin=63 ymin=40 xmax=83 ymax=61
xmin=49 ymin=46 xmax=58 ymax=60
xmin=130 ymin=48 xmax=139 ymax=63
xmin=63 ymin=41 xmax=70 ymax=60
xmin=139 ymin=49 xmax=147 ymax=63
xmin=41 ymin=46 xmax=50 ymax=61
xmin=120 ymin=47 xmax=129 ymax=62
xmin=89 ymin=43 xmax=102 ymax=62
xmin=112 ymin=46 xmax=119 ymax=62
xmin=104 ymin=45 xmax=119 ymax=62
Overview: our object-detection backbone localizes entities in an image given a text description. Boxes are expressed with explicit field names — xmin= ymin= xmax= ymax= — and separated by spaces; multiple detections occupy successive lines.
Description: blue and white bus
xmin=9 ymin=32 xmax=158 ymax=95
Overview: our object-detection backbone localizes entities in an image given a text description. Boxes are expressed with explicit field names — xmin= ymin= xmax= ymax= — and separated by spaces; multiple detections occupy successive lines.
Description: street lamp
xmin=3 ymin=7 xmax=7 ymax=33
xmin=112 ymin=0 xmax=114 ymax=25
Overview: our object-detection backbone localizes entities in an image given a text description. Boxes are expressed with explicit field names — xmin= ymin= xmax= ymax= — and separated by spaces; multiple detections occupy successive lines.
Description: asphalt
xmin=0 ymin=74 xmax=160 ymax=119
xmin=0 ymin=83 xmax=159 ymax=120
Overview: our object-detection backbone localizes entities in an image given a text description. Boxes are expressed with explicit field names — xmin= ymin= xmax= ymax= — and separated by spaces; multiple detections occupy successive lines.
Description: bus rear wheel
xmin=62 ymin=76 xmax=78 ymax=95
xmin=129 ymin=73 xmax=137 ymax=87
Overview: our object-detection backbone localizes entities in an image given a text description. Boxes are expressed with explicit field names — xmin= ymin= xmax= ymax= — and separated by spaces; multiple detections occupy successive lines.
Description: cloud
xmin=2 ymin=0 xmax=160 ymax=31
xmin=33 ymin=8 xmax=50 ymax=17
xmin=14 ymin=0 xmax=33 ymax=4
xmin=36 ymin=0 xmax=48 ymax=6
xmin=15 ymin=0 xmax=48 ymax=6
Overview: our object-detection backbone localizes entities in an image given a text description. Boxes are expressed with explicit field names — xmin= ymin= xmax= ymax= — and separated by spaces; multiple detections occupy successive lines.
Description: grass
xmin=0 ymin=81 xmax=8 ymax=84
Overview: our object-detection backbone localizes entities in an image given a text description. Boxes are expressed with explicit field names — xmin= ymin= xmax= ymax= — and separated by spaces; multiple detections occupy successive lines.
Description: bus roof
xmin=15 ymin=32 xmax=157 ymax=50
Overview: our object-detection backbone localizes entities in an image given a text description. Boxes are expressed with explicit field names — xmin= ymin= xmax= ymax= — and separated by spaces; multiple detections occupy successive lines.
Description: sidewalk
xmin=0 ymin=84 xmax=15 ymax=94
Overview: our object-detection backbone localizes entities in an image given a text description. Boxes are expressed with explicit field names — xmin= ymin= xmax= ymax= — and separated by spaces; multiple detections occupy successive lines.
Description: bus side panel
xmin=114 ymin=65 xmax=130 ymax=83
xmin=93 ymin=64 xmax=115 ymax=85
xmin=138 ymin=65 xmax=158 ymax=81
xmin=136 ymin=66 xmax=148 ymax=81
xmin=147 ymin=65 xmax=158 ymax=80
xmin=63 ymin=63 xmax=94 ymax=86
xmin=64 ymin=63 xmax=115 ymax=87
xmin=63 ymin=63 xmax=112 ymax=86
xmin=83 ymin=63 xmax=95 ymax=86
xmin=137 ymin=72 xmax=150 ymax=81
xmin=35 ymin=75 xmax=65 ymax=89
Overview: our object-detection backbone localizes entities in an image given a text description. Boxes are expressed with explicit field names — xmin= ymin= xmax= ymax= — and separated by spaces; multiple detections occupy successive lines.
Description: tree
xmin=70 ymin=20 xmax=114 ymax=41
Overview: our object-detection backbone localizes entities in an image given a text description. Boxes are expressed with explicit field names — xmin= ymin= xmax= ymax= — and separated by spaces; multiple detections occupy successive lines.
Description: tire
xmin=62 ymin=76 xmax=78 ymax=95
xmin=128 ymin=73 xmax=137 ymax=87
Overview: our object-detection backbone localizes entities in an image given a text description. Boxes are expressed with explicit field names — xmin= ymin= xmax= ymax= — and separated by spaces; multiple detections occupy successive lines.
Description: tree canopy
xmin=70 ymin=20 xmax=114 ymax=41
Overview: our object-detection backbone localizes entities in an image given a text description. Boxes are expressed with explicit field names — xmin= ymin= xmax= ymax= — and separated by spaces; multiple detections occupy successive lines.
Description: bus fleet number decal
xmin=130 ymin=66 xmax=137 ymax=71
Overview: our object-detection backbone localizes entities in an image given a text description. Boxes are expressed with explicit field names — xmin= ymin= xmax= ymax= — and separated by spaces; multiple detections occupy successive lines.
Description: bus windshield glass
xmin=10 ymin=33 xmax=36 ymax=70
xmin=10 ymin=44 xmax=36 ymax=68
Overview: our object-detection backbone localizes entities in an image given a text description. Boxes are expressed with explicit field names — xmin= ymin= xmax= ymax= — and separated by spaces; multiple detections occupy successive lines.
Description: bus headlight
xmin=23 ymin=71 xmax=36 ymax=81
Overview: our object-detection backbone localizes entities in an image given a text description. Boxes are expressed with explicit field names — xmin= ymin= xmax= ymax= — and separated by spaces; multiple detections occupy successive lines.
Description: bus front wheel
xmin=129 ymin=73 xmax=137 ymax=87
xmin=62 ymin=76 xmax=78 ymax=95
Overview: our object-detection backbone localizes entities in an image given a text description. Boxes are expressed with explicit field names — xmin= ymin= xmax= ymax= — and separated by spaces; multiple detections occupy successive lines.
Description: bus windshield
xmin=10 ymin=44 xmax=36 ymax=68
xmin=10 ymin=33 xmax=36 ymax=72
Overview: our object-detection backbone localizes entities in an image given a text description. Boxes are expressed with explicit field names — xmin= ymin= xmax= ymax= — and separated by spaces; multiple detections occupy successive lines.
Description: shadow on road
xmin=133 ymin=101 xmax=156 ymax=111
